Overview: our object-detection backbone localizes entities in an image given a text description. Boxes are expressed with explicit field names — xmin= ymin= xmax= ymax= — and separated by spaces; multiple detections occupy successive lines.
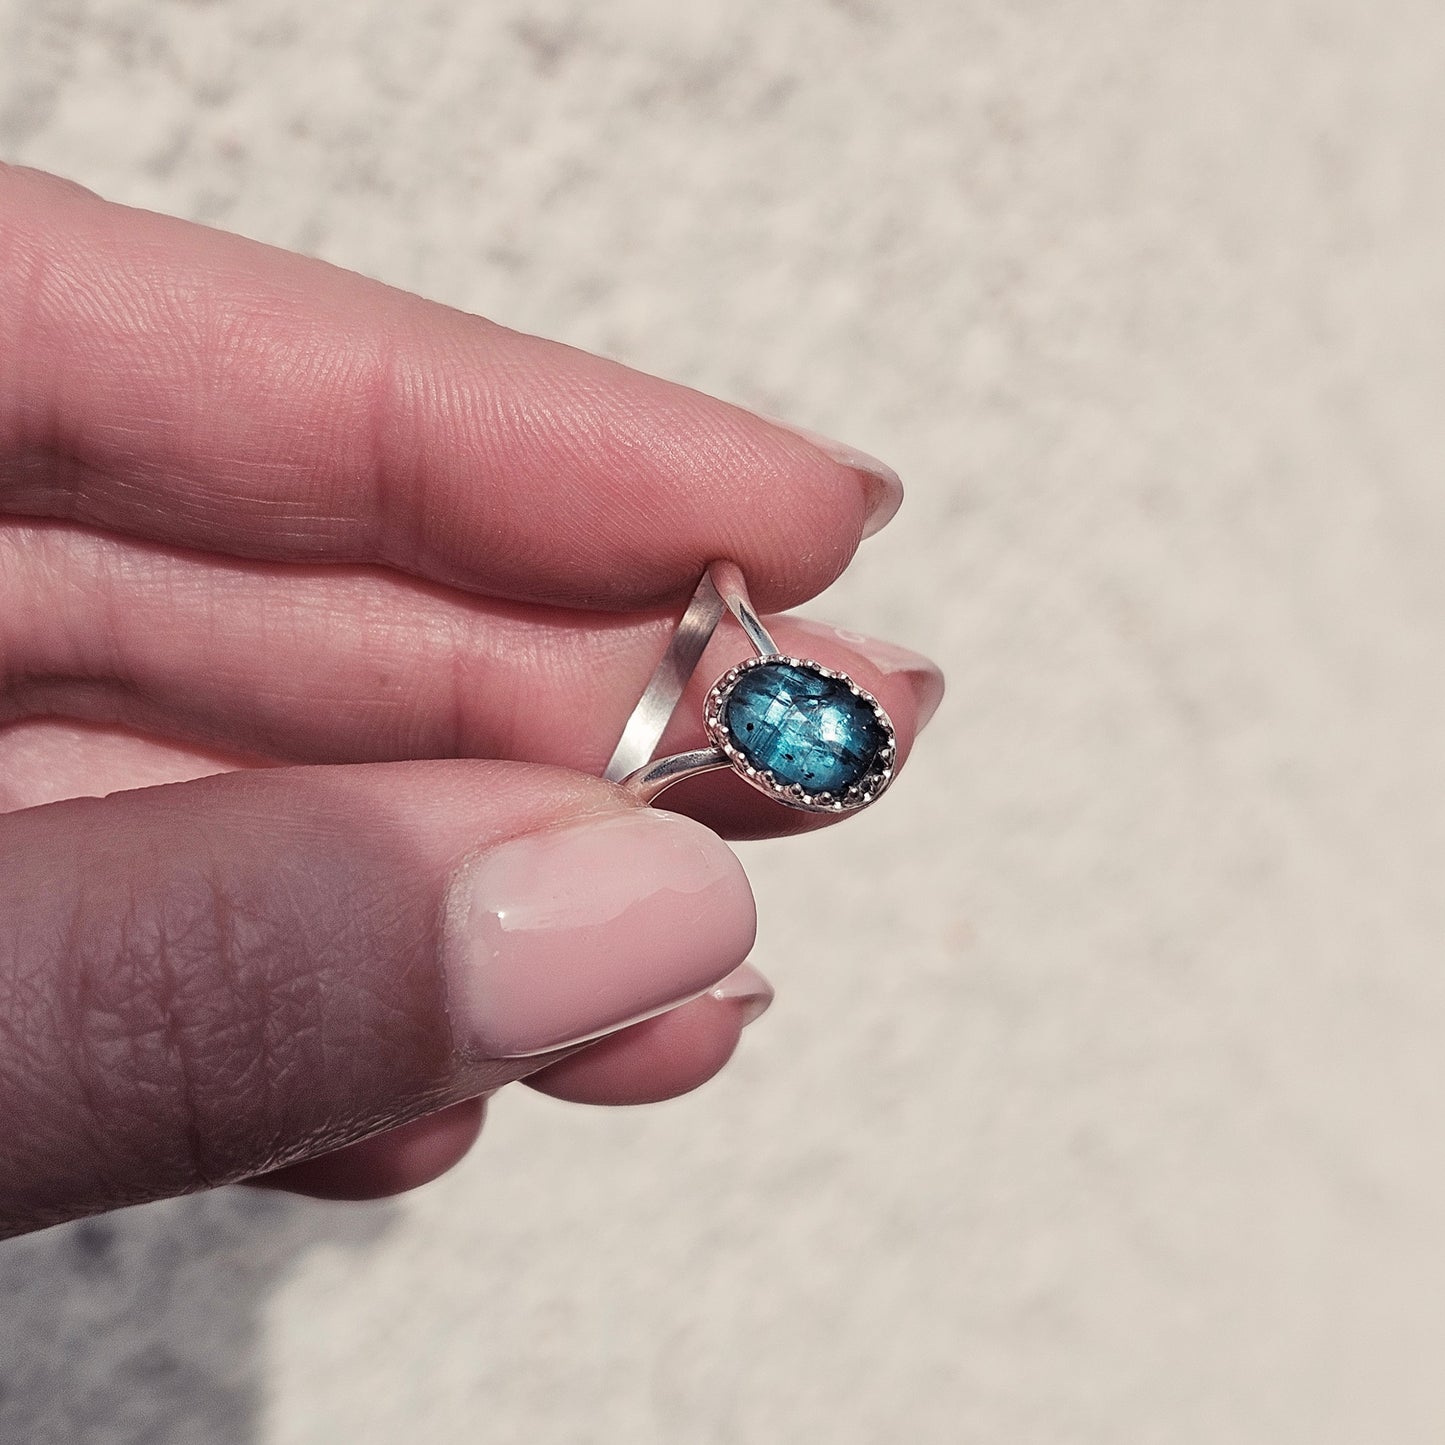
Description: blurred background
xmin=5 ymin=1 xmax=1445 ymax=1441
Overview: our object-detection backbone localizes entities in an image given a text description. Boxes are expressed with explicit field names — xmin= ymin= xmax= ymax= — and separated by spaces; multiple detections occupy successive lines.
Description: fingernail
xmin=788 ymin=619 xmax=946 ymax=729
xmin=443 ymin=810 xmax=756 ymax=1059
xmin=709 ymin=961 xmax=774 ymax=1027
xmin=752 ymin=412 xmax=904 ymax=539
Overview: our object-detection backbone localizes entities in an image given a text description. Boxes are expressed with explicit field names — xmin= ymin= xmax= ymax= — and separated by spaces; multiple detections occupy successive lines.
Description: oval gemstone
xmin=723 ymin=662 xmax=889 ymax=796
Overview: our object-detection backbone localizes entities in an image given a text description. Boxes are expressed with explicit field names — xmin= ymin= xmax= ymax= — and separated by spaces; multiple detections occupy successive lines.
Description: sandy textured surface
xmin=5 ymin=1 xmax=1445 ymax=1441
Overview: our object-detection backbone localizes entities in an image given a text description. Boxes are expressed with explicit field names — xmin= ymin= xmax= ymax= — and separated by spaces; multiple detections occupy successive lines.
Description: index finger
xmin=0 ymin=165 xmax=901 ymax=611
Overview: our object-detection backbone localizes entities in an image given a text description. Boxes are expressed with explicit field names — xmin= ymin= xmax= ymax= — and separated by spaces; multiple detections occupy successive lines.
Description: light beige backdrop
xmin=4 ymin=2 xmax=1445 ymax=1441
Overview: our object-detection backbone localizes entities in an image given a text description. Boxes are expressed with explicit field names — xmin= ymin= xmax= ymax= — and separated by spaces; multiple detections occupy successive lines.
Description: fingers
xmin=247 ymin=965 xmax=773 ymax=1201
xmin=0 ymin=521 xmax=941 ymax=838
xmin=525 ymin=961 xmax=774 ymax=1106
xmin=248 ymin=1099 xmax=488 ymax=1202
xmin=0 ymin=164 xmax=897 ymax=612
xmin=0 ymin=762 xmax=756 ymax=1235
xmin=0 ymin=726 xmax=779 ymax=1207
xmin=0 ymin=717 xmax=266 ymax=813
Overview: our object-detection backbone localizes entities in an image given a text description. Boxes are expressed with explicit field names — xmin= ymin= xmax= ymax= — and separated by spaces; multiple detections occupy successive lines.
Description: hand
xmin=0 ymin=165 xmax=942 ymax=1234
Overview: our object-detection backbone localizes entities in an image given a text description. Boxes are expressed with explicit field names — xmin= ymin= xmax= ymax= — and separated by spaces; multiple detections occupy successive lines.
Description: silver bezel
xmin=703 ymin=654 xmax=897 ymax=814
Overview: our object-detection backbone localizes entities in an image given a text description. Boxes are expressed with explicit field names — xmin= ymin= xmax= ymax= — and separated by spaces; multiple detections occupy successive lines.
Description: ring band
xmin=604 ymin=560 xmax=896 ymax=813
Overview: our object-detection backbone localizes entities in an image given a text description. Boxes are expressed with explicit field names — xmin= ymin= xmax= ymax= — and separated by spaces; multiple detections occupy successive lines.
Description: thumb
xmin=0 ymin=761 xmax=754 ymax=1236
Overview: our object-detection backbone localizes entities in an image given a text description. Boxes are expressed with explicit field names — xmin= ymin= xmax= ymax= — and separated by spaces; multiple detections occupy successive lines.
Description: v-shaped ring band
xmin=604 ymin=561 xmax=897 ymax=814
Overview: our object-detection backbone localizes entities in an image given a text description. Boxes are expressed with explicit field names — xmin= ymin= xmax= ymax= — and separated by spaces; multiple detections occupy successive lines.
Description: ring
xmin=603 ymin=560 xmax=897 ymax=813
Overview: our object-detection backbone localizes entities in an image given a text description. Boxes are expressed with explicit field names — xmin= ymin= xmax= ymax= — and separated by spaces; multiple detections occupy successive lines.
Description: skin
xmin=0 ymin=164 xmax=942 ymax=1231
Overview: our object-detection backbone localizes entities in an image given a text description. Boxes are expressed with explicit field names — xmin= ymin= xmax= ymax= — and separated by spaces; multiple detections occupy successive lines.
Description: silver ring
xmin=603 ymin=560 xmax=896 ymax=813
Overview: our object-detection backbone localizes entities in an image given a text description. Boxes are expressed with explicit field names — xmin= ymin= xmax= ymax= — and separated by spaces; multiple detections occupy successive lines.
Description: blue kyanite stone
xmin=723 ymin=662 xmax=889 ymax=796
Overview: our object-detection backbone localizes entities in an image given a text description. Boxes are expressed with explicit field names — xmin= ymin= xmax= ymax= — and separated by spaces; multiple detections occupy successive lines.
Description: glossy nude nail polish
xmin=442 ymin=810 xmax=757 ymax=1059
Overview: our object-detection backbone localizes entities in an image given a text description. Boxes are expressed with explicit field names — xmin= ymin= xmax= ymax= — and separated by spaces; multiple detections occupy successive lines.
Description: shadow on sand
xmin=0 ymin=1188 xmax=395 ymax=1444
